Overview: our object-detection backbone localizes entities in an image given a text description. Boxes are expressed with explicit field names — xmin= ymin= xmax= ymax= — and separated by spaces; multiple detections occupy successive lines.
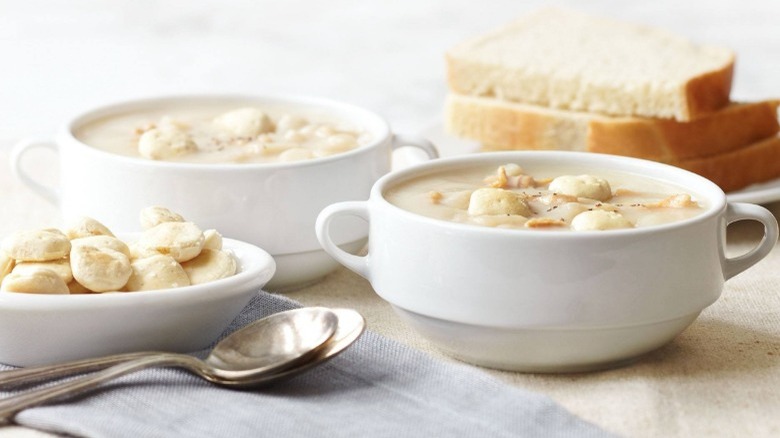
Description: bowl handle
xmin=723 ymin=202 xmax=779 ymax=280
xmin=10 ymin=138 xmax=60 ymax=206
xmin=392 ymin=134 xmax=439 ymax=163
xmin=316 ymin=201 xmax=371 ymax=280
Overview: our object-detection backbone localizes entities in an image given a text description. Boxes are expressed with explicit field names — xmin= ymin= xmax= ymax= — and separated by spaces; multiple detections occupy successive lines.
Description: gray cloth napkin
xmin=2 ymin=292 xmax=614 ymax=438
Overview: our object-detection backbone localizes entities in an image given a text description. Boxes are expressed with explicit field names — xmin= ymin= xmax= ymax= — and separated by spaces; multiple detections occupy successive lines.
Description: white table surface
xmin=1 ymin=1 xmax=780 ymax=437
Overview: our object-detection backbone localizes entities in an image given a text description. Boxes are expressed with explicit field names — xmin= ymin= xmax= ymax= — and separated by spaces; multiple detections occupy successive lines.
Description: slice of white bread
xmin=446 ymin=8 xmax=735 ymax=121
xmin=446 ymin=93 xmax=780 ymax=161
xmin=671 ymin=135 xmax=780 ymax=192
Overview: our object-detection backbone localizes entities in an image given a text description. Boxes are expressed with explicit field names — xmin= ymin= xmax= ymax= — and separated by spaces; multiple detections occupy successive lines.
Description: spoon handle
xmin=0 ymin=352 xmax=155 ymax=388
xmin=0 ymin=353 xmax=202 ymax=423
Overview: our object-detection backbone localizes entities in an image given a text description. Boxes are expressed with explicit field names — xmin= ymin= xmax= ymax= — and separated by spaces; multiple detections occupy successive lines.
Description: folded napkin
xmin=2 ymin=292 xmax=613 ymax=438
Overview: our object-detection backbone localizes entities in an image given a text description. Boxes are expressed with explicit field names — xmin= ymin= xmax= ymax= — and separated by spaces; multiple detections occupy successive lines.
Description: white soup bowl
xmin=316 ymin=151 xmax=778 ymax=372
xmin=11 ymin=95 xmax=438 ymax=290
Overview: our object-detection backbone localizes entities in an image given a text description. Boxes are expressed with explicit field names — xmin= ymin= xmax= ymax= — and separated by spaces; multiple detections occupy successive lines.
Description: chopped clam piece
xmin=504 ymin=164 xmax=523 ymax=177
xmin=488 ymin=166 xmax=509 ymax=188
xmin=538 ymin=193 xmax=579 ymax=206
xmin=486 ymin=165 xmax=536 ymax=188
xmin=650 ymin=194 xmax=699 ymax=208
xmin=525 ymin=218 xmax=567 ymax=228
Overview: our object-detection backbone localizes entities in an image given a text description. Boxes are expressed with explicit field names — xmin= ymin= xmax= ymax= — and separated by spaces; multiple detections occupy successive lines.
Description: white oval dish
xmin=0 ymin=234 xmax=275 ymax=367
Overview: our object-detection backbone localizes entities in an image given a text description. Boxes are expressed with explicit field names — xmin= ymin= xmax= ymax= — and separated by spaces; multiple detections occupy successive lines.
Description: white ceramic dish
xmin=317 ymin=151 xmax=778 ymax=372
xmin=0 ymin=234 xmax=275 ymax=367
xmin=11 ymin=95 xmax=438 ymax=291
xmin=418 ymin=120 xmax=780 ymax=204
xmin=725 ymin=178 xmax=780 ymax=204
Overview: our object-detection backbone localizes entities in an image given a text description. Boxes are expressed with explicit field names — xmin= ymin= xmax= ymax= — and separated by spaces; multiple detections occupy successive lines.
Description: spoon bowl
xmin=230 ymin=308 xmax=366 ymax=387
xmin=204 ymin=306 xmax=339 ymax=380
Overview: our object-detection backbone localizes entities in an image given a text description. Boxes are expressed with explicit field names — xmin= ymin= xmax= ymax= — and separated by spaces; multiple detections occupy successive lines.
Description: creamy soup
xmin=75 ymin=103 xmax=370 ymax=164
xmin=385 ymin=163 xmax=707 ymax=231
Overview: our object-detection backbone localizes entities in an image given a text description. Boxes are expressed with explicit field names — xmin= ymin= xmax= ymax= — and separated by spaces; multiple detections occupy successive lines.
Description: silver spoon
xmin=0 ymin=307 xmax=365 ymax=422
xmin=0 ymin=308 xmax=363 ymax=388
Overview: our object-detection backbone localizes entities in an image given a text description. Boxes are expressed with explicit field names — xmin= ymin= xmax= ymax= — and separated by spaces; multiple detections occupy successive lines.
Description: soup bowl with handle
xmin=316 ymin=151 xmax=778 ymax=372
xmin=11 ymin=94 xmax=438 ymax=290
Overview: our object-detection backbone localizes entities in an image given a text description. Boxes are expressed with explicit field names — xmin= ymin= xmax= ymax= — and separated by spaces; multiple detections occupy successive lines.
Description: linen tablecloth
xmin=1 ymin=291 xmax=611 ymax=438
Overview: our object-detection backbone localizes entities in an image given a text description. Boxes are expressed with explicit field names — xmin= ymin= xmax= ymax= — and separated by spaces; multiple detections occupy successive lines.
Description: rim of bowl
xmin=0 ymin=235 xmax=276 ymax=308
xmin=374 ymin=150 xmax=728 ymax=238
xmin=59 ymin=93 xmax=393 ymax=171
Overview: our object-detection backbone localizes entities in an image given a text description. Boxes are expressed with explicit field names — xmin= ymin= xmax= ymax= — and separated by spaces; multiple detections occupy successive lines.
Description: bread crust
xmin=684 ymin=59 xmax=735 ymax=120
xmin=445 ymin=94 xmax=589 ymax=151
xmin=670 ymin=135 xmax=780 ymax=192
xmin=589 ymin=99 xmax=778 ymax=160
xmin=447 ymin=94 xmax=780 ymax=161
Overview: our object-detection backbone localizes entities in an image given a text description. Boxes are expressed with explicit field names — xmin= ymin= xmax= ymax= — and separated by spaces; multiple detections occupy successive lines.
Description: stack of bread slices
xmin=444 ymin=8 xmax=780 ymax=192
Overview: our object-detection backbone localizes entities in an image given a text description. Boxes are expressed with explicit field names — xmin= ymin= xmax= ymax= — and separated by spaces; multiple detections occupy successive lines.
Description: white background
xmin=1 ymin=0 xmax=779 ymax=145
